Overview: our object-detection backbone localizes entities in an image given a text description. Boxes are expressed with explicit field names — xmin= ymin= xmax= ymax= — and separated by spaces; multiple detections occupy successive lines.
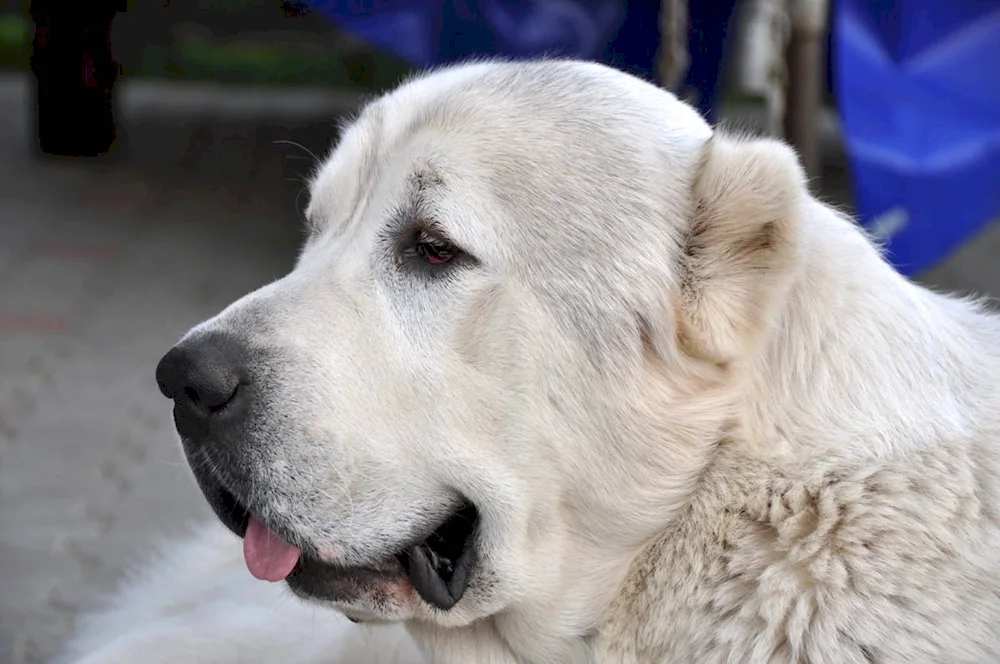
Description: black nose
xmin=155 ymin=334 xmax=247 ymax=419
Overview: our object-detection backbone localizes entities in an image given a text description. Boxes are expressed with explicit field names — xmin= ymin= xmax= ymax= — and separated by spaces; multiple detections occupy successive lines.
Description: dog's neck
xmin=412 ymin=537 xmax=638 ymax=663
xmin=736 ymin=199 xmax=1000 ymax=466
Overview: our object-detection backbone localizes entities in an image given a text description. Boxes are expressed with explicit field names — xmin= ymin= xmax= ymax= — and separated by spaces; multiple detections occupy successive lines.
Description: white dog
xmin=56 ymin=59 xmax=1000 ymax=664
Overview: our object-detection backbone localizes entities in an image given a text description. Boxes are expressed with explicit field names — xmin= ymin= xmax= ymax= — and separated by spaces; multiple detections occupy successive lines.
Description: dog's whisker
xmin=273 ymin=139 xmax=319 ymax=165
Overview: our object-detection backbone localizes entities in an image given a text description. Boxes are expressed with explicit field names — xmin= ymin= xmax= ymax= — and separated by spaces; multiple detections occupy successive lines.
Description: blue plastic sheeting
xmin=305 ymin=1 xmax=657 ymax=78
xmin=306 ymin=1 xmax=741 ymax=120
xmin=835 ymin=0 xmax=1000 ymax=275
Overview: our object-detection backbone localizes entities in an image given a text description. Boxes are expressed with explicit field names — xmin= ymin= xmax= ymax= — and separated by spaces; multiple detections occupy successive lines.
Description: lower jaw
xmin=285 ymin=556 xmax=405 ymax=604
xmin=284 ymin=544 xmax=476 ymax=613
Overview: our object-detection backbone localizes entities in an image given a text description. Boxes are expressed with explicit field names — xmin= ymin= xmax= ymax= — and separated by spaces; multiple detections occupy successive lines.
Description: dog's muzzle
xmin=153 ymin=332 xmax=481 ymax=611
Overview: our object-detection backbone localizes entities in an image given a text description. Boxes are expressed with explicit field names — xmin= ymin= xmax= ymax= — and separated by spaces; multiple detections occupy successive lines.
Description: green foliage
xmin=0 ymin=12 xmax=29 ymax=68
xmin=0 ymin=10 xmax=411 ymax=92
xmin=149 ymin=32 xmax=411 ymax=90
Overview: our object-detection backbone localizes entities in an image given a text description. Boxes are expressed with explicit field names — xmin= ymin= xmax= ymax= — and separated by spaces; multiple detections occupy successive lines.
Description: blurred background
xmin=0 ymin=1 xmax=997 ymax=661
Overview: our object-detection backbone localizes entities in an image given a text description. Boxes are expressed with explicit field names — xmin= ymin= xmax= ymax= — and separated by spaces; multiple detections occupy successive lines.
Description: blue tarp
xmin=835 ymin=1 xmax=1000 ymax=275
xmin=308 ymin=0 xmax=736 ymax=120
xmin=305 ymin=1 xmax=653 ymax=77
xmin=304 ymin=1 xmax=735 ymax=121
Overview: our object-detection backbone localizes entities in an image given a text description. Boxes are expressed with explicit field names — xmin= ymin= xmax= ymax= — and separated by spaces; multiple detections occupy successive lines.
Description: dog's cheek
xmin=452 ymin=286 xmax=511 ymax=370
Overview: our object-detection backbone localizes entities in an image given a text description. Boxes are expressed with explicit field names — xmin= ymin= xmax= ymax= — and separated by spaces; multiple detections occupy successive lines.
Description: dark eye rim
xmin=388 ymin=218 xmax=478 ymax=274
xmin=413 ymin=227 xmax=462 ymax=266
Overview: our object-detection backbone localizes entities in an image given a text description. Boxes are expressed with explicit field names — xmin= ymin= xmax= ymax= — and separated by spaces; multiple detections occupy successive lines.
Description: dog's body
xmin=56 ymin=60 xmax=1000 ymax=663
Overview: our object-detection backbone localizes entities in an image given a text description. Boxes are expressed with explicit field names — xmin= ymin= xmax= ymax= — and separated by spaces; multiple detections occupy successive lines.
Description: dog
xmin=55 ymin=59 xmax=1000 ymax=663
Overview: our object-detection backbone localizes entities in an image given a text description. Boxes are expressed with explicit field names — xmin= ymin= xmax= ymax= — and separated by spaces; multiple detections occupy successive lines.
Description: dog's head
xmin=155 ymin=61 xmax=807 ymax=627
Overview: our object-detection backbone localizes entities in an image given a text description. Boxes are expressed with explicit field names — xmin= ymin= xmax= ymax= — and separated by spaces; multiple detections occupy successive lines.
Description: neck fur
xmin=737 ymin=198 xmax=999 ymax=464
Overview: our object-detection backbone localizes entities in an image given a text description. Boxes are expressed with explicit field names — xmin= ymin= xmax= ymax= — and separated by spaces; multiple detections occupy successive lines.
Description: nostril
xmin=155 ymin=335 xmax=247 ymax=418
xmin=203 ymin=382 xmax=240 ymax=413
xmin=213 ymin=382 xmax=240 ymax=413
xmin=208 ymin=383 xmax=240 ymax=413
xmin=182 ymin=374 xmax=240 ymax=413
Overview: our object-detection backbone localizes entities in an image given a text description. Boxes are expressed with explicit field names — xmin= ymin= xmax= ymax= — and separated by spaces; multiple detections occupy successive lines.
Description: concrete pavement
xmin=0 ymin=70 xmax=998 ymax=664
xmin=0 ymin=72 xmax=327 ymax=663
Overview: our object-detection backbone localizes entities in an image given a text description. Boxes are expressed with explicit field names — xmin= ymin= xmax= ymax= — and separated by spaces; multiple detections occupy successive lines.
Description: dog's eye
xmin=414 ymin=229 xmax=458 ymax=265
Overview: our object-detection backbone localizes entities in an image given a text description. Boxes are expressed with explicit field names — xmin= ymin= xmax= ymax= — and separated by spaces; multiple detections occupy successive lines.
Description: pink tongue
xmin=243 ymin=516 xmax=301 ymax=582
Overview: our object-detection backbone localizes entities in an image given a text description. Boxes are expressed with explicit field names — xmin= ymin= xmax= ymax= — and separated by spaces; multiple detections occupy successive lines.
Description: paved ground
xmin=0 ymin=73 xmax=338 ymax=663
xmin=0 ymin=70 xmax=998 ymax=664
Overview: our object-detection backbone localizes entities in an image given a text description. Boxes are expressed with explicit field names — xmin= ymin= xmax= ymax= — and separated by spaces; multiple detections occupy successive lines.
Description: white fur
xmin=55 ymin=60 xmax=1000 ymax=663
xmin=54 ymin=524 xmax=424 ymax=664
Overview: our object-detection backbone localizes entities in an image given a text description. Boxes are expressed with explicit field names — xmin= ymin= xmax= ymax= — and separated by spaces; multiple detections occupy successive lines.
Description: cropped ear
xmin=677 ymin=133 xmax=807 ymax=365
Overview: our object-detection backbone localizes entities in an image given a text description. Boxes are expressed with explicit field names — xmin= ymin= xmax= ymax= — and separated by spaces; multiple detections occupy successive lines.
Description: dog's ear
xmin=676 ymin=133 xmax=807 ymax=365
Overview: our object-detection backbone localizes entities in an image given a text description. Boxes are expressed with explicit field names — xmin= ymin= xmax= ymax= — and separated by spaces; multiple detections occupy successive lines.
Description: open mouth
xmin=210 ymin=483 xmax=479 ymax=611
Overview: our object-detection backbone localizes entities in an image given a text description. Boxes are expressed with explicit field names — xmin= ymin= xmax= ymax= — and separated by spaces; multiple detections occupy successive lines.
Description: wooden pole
xmin=784 ymin=0 xmax=829 ymax=179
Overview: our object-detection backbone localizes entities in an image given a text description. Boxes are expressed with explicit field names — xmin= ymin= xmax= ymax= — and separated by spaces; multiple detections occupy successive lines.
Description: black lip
xmin=398 ymin=501 xmax=479 ymax=610
xmin=214 ymin=484 xmax=252 ymax=538
xmin=286 ymin=555 xmax=404 ymax=606
xmin=185 ymin=456 xmax=252 ymax=539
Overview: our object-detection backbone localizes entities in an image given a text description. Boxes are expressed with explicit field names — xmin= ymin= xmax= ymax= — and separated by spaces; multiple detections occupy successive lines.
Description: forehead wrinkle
xmin=354 ymin=111 xmax=451 ymax=241
xmin=383 ymin=169 xmax=442 ymax=239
